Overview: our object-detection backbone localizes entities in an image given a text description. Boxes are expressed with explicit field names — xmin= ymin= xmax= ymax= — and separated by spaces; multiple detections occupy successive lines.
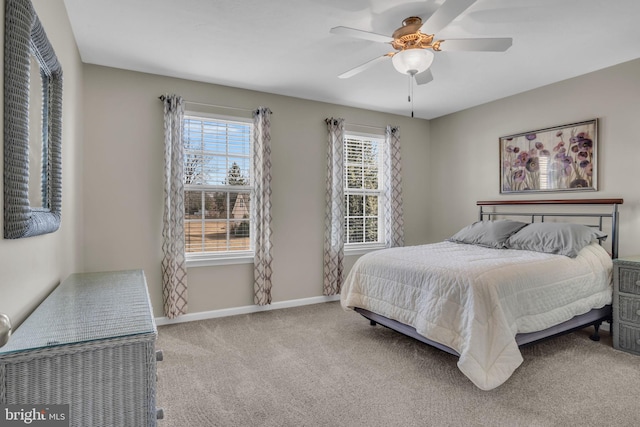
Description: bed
xmin=340 ymin=199 xmax=623 ymax=390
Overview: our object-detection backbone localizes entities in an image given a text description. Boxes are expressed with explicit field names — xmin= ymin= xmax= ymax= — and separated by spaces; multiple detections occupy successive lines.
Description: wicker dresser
xmin=0 ymin=270 xmax=159 ymax=426
xmin=613 ymin=257 xmax=640 ymax=355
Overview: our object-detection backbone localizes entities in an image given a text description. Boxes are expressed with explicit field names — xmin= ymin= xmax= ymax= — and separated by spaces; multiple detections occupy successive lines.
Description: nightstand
xmin=613 ymin=256 xmax=640 ymax=355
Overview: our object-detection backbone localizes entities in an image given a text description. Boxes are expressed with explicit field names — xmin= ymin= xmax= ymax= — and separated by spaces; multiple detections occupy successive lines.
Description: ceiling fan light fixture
xmin=391 ymin=49 xmax=434 ymax=75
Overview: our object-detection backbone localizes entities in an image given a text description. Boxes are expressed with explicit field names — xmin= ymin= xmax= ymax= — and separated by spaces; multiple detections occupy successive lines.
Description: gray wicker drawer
xmin=615 ymin=323 xmax=640 ymax=355
xmin=613 ymin=257 xmax=640 ymax=356
xmin=618 ymin=295 xmax=640 ymax=323
xmin=0 ymin=270 xmax=158 ymax=427
xmin=618 ymin=267 xmax=640 ymax=295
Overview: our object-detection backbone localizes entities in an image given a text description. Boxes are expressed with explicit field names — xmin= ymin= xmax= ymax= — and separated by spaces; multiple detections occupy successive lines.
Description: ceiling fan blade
xmin=330 ymin=26 xmax=393 ymax=44
xmin=338 ymin=55 xmax=389 ymax=79
xmin=421 ymin=0 xmax=477 ymax=34
xmin=414 ymin=69 xmax=434 ymax=85
xmin=439 ymin=38 xmax=512 ymax=52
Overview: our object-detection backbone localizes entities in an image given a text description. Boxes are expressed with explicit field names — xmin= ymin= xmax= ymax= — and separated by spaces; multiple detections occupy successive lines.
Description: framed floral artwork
xmin=499 ymin=119 xmax=597 ymax=193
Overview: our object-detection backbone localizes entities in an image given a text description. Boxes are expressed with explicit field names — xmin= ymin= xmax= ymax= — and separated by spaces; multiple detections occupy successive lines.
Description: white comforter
xmin=340 ymin=241 xmax=612 ymax=390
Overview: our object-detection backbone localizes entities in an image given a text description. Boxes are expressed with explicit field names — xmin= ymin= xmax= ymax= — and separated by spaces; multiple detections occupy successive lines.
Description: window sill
xmin=344 ymin=244 xmax=386 ymax=256
xmin=186 ymin=252 xmax=254 ymax=268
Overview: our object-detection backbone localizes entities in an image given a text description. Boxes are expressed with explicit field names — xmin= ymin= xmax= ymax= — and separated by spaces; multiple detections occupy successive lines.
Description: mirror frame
xmin=4 ymin=0 xmax=63 ymax=238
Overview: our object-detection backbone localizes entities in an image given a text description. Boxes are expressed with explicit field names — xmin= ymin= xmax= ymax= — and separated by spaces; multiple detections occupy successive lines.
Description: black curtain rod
xmin=158 ymin=96 xmax=272 ymax=114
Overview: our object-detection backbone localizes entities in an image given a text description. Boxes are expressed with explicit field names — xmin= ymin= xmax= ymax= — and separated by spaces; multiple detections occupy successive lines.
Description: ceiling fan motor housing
xmin=391 ymin=17 xmax=438 ymax=51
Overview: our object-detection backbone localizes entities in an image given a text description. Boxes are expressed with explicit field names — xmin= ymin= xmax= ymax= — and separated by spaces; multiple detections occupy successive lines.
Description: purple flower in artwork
xmin=571 ymin=145 xmax=580 ymax=153
xmin=525 ymin=157 xmax=540 ymax=173
xmin=570 ymin=179 xmax=589 ymax=188
xmin=555 ymin=151 xmax=568 ymax=161
xmin=535 ymin=142 xmax=544 ymax=150
xmin=513 ymin=146 xmax=520 ymax=153
xmin=513 ymin=169 xmax=526 ymax=182
xmin=556 ymin=130 xmax=563 ymax=137
xmin=525 ymin=134 xmax=537 ymax=141
xmin=577 ymin=151 xmax=588 ymax=161
xmin=505 ymin=145 xmax=514 ymax=153
xmin=539 ymin=149 xmax=551 ymax=157
xmin=580 ymin=160 xmax=590 ymax=168
xmin=517 ymin=152 xmax=529 ymax=163
xmin=578 ymin=138 xmax=593 ymax=149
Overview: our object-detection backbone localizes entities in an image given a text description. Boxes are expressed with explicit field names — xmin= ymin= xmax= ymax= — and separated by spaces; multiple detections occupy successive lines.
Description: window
xmin=183 ymin=113 xmax=253 ymax=262
xmin=344 ymin=133 xmax=384 ymax=250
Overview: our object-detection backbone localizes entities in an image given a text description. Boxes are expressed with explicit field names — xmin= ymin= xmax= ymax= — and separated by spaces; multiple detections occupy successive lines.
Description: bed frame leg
xmin=589 ymin=322 xmax=602 ymax=341
xmin=369 ymin=320 xmax=377 ymax=326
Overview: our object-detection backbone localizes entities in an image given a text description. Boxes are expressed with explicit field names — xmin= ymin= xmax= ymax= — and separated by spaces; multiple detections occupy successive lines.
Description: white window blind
xmin=344 ymin=133 xmax=384 ymax=246
xmin=183 ymin=114 xmax=253 ymax=255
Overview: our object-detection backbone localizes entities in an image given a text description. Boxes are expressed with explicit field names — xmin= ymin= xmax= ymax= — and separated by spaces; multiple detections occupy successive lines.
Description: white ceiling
xmin=63 ymin=0 xmax=640 ymax=120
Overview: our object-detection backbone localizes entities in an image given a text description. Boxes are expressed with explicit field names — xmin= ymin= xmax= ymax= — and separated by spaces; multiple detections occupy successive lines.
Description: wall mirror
xmin=4 ymin=0 xmax=63 ymax=238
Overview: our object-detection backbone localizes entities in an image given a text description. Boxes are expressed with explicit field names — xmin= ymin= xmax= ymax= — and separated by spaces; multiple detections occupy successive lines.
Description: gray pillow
xmin=505 ymin=222 xmax=607 ymax=258
xmin=448 ymin=220 xmax=528 ymax=249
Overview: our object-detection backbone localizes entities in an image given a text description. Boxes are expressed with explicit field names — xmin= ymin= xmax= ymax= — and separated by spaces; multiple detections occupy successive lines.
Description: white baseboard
xmin=155 ymin=294 xmax=341 ymax=326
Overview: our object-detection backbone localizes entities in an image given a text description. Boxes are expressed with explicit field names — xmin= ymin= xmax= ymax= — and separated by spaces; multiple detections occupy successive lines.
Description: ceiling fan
xmin=330 ymin=0 xmax=513 ymax=86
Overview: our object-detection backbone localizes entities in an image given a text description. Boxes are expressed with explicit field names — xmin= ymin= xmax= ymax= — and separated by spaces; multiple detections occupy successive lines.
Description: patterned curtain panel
xmin=253 ymin=107 xmax=273 ymax=305
xmin=384 ymin=125 xmax=405 ymax=248
xmin=161 ymin=94 xmax=188 ymax=318
xmin=324 ymin=118 xmax=345 ymax=295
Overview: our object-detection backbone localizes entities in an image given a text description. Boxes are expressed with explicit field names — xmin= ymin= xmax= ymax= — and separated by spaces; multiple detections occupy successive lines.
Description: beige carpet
xmin=156 ymin=302 xmax=640 ymax=427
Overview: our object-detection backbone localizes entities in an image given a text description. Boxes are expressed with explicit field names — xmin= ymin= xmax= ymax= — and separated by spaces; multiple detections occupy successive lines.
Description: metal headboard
xmin=477 ymin=199 xmax=624 ymax=259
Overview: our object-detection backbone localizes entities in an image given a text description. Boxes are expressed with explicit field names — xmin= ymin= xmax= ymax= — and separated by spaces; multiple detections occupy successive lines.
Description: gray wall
xmin=428 ymin=58 xmax=640 ymax=257
xmin=81 ymin=65 xmax=431 ymax=317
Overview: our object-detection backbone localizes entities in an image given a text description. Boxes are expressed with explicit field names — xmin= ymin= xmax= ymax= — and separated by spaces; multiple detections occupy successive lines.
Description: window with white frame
xmin=344 ymin=133 xmax=385 ymax=248
xmin=183 ymin=113 xmax=253 ymax=258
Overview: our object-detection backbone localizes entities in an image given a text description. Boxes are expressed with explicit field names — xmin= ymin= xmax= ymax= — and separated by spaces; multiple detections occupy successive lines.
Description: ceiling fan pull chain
xmin=409 ymin=74 xmax=415 ymax=118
